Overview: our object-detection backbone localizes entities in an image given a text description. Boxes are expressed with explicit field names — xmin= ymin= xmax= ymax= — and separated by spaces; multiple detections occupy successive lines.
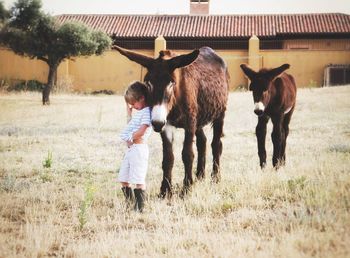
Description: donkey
xmin=240 ymin=63 xmax=297 ymax=169
xmin=113 ymin=46 xmax=229 ymax=197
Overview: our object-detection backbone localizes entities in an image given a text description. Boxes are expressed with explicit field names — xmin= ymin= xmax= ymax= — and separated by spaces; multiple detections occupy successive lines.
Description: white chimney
xmin=190 ymin=0 xmax=210 ymax=15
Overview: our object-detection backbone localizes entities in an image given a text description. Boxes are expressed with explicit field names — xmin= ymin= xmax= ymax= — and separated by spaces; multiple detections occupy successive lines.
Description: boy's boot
xmin=134 ymin=188 xmax=146 ymax=212
xmin=121 ymin=186 xmax=134 ymax=207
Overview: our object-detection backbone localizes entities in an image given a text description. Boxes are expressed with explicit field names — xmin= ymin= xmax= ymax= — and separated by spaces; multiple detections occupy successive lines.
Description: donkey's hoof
xmin=180 ymin=186 xmax=191 ymax=199
xmin=158 ymin=188 xmax=172 ymax=199
xmin=211 ymin=173 xmax=221 ymax=184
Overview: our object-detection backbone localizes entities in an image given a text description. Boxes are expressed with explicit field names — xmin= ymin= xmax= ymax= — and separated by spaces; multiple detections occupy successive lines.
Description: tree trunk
xmin=42 ymin=64 xmax=57 ymax=105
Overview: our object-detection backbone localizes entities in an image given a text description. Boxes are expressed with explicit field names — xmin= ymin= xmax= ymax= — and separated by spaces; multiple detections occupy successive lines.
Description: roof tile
xmin=56 ymin=13 xmax=350 ymax=38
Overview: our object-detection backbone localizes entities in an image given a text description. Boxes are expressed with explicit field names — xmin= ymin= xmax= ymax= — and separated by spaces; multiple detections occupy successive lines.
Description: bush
xmin=91 ymin=90 xmax=115 ymax=95
xmin=8 ymin=80 xmax=45 ymax=92
xmin=54 ymin=76 xmax=74 ymax=93
xmin=0 ymin=79 xmax=10 ymax=91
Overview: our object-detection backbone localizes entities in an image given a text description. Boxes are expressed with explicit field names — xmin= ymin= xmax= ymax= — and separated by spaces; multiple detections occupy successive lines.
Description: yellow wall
xmin=261 ymin=50 xmax=350 ymax=87
xmin=1 ymin=41 xmax=349 ymax=92
xmin=217 ymin=50 xmax=249 ymax=90
xmin=0 ymin=48 xmax=48 ymax=83
xmin=58 ymin=50 xmax=153 ymax=93
xmin=283 ymin=39 xmax=350 ymax=50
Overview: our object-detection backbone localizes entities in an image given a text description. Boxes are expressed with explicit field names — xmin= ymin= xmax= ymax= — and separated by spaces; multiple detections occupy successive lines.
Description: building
xmin=0 ymin=0 xmax=349 ymax=92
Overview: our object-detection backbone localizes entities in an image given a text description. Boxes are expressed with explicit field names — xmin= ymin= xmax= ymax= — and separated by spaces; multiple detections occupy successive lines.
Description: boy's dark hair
xmin=124 ymin=81 xmax=149 ymax=104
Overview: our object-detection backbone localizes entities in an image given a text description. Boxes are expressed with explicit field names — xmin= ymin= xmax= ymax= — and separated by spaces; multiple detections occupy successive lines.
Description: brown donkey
xmin=114 ymin=46 xmax=229 ymax=197
xmin=240 ymin=64 xmax=297 ymax=169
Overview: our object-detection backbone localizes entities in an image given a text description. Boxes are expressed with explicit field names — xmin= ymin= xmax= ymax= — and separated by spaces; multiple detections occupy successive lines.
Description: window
xmin=324 ymin=65 xmax=350 ymax=86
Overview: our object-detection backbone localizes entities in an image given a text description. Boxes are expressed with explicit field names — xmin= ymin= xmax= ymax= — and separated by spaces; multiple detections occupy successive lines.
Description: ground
xmin=0 ymin=86 xmax=349 ymax=257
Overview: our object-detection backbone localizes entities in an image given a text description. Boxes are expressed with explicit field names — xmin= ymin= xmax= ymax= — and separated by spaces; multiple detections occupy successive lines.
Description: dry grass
xmin=0 ymin=86 xmax=349 ymax=258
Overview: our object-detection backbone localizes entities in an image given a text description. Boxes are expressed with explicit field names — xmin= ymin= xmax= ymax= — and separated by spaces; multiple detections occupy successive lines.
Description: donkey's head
xmin=240 ymin=63 xmax=290 ymax=116
xmin=113 ymin=46 xmax=199 ymax=132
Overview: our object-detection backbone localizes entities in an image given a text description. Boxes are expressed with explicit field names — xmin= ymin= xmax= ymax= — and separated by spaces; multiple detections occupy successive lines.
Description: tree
xmin=0 ymin=0 xmax=112 ymax=104
xmin=0 ymin=1 xmax=9 ymax=23
xmin=0 ymin=1 xmax=9 ymax=29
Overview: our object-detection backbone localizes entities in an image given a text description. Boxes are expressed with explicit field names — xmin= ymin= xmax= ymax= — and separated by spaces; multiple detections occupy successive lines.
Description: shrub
xmin=54 ymin=76 xmax=74 ymax=93
xmin=8 ymin=80 xmax=45 ymax=92
xmin=43 ymin=151 xmax=53 ymax=168
xmin=78 ymin=181 xmax=96 ymax=230
xmin=0 ymin=79 xmax=11 ymax=91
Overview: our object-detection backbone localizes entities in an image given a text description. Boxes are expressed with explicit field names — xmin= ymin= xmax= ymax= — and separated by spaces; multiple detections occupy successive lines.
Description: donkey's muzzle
xmin=254 ymin=102 xmax=265 ymax=116
xmin=151 ymin=121 xmax=165 ymax=132
xmin=254 ymin=109 xmax=264 ymax=116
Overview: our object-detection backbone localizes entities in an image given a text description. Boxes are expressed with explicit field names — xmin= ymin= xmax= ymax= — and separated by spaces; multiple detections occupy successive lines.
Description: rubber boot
xmin=121 ymin=186 xmax=134 ymax=208
xmin=134 ymin=188 xmax=146 ymax=212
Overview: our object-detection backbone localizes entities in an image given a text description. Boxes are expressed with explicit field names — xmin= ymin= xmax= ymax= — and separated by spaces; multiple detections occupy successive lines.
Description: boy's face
xmin=129 ymin=96 xmax=146 ymax=110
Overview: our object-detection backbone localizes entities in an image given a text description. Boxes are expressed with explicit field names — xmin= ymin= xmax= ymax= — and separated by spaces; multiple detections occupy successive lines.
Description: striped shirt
xmin=120 ymin=107 xmax=152 ymax=142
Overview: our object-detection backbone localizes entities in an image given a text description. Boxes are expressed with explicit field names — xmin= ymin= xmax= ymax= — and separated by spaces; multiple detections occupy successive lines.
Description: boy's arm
xmin=126 ymin=102 xmax=132 ymax=123
xmin=120 ymin=122 xmax=133 ymax=142
xmin=132 ymin=124 xmax=149 ymax=144
xmin=120 ymin=102 xmax=133 ymax=142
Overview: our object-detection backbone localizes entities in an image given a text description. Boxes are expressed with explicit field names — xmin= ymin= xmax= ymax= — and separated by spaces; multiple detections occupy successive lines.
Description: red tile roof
xmin=56 ymin=13 xmax=350 ymax=38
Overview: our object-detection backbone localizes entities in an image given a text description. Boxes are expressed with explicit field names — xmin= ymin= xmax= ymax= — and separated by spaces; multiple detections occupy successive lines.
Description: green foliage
xmin=92 ymin=30 xmax=113 ymax=55
xmin=0 ymin=1 xmax=10 ymax=23
xmin=56 ymin=21 xmax=112 ymax=58
xmin=8 ymin=79 xmax=44 ymax=91
xmin=1 ymin=0 xmax=112 ymax=64
xmin=287 ymin=176 xmax=307 ymax=194
xmin=78 ymin=181 xmax=96 ymax=230
xmin=0 ymin=0 xmax=112 ymax=103
xmin=9 ymin=0 xmax=42 ymax=30
xmin=42 ymin=150 xmax=52 ymax=168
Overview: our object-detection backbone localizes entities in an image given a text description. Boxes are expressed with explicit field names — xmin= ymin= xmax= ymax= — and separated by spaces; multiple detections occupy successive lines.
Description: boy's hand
xmin=132 ymin=138 xmax=143 ymax=144
xmin=131 ymin=124 xmax=149 ymax=144
xmin=126 ymin=140 xmax=133 ymax=148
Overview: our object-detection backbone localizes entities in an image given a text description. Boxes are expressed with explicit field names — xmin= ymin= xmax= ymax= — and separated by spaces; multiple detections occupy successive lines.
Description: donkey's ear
xmin=168 ymin=49 xmax=200 ymax=71
xmin=240 ymin=64 xmax=257 ymax=80
xmin=269 ymin=64 xmax=290 ymax=79
xmin=112 ymin=45 xmax=154 ymax=69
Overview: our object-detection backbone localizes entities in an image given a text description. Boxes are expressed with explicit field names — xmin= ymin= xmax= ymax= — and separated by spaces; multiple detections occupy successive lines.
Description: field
xmin=0 ymin=86 xmax=349 ymax=258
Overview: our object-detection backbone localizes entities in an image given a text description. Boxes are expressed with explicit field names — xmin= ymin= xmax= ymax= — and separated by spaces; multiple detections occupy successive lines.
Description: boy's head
xmin=124 ymin=81 xmax=149 ymax=109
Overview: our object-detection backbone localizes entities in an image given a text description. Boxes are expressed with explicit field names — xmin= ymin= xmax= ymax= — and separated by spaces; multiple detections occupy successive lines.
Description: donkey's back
xmin=179 ymin=46 xmax=229 ymax=127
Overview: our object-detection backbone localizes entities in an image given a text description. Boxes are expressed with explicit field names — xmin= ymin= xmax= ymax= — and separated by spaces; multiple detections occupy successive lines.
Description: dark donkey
xmin=114 ymin=46 xmax=229 ymax=197
xmin=240 ymin=64 xmax=297 ymax=169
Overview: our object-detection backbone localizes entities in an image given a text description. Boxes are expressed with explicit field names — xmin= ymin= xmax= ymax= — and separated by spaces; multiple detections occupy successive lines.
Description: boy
xmin=119 ymin=81 xmax=152 ymax=212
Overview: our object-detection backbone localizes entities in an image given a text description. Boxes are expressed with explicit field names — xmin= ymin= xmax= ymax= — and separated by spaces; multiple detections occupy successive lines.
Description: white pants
xmin=118 ymin=144 xmax=149 ymax=185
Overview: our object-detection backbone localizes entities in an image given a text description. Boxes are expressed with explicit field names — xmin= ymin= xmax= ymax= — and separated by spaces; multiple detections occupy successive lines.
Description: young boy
xmin=119 ymin=81 xmax=152 ymax=212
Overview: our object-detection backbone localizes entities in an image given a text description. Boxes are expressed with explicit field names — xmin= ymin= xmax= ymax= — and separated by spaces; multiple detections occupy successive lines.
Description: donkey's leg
xmin=211 ymin=116 xmax=224 ymax=183
xmin=271 ymin=114 xmax=283 ymax=168
xmin=182 ymin=129 xmax=195 ymax=194
xmin=281 ymin=107 xmax=294 ymax=165
xmin=256 ymin=115 xmax=269 ymax=168
xmin=195 ymin=128 xmax=207 ymax=180
xmin=159 ymin=126 xmax=174 ymax=198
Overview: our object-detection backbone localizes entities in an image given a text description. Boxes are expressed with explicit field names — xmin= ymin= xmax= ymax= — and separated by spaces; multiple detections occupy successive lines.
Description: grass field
xmin=0 ymin=86 xmax=349 ymax=258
